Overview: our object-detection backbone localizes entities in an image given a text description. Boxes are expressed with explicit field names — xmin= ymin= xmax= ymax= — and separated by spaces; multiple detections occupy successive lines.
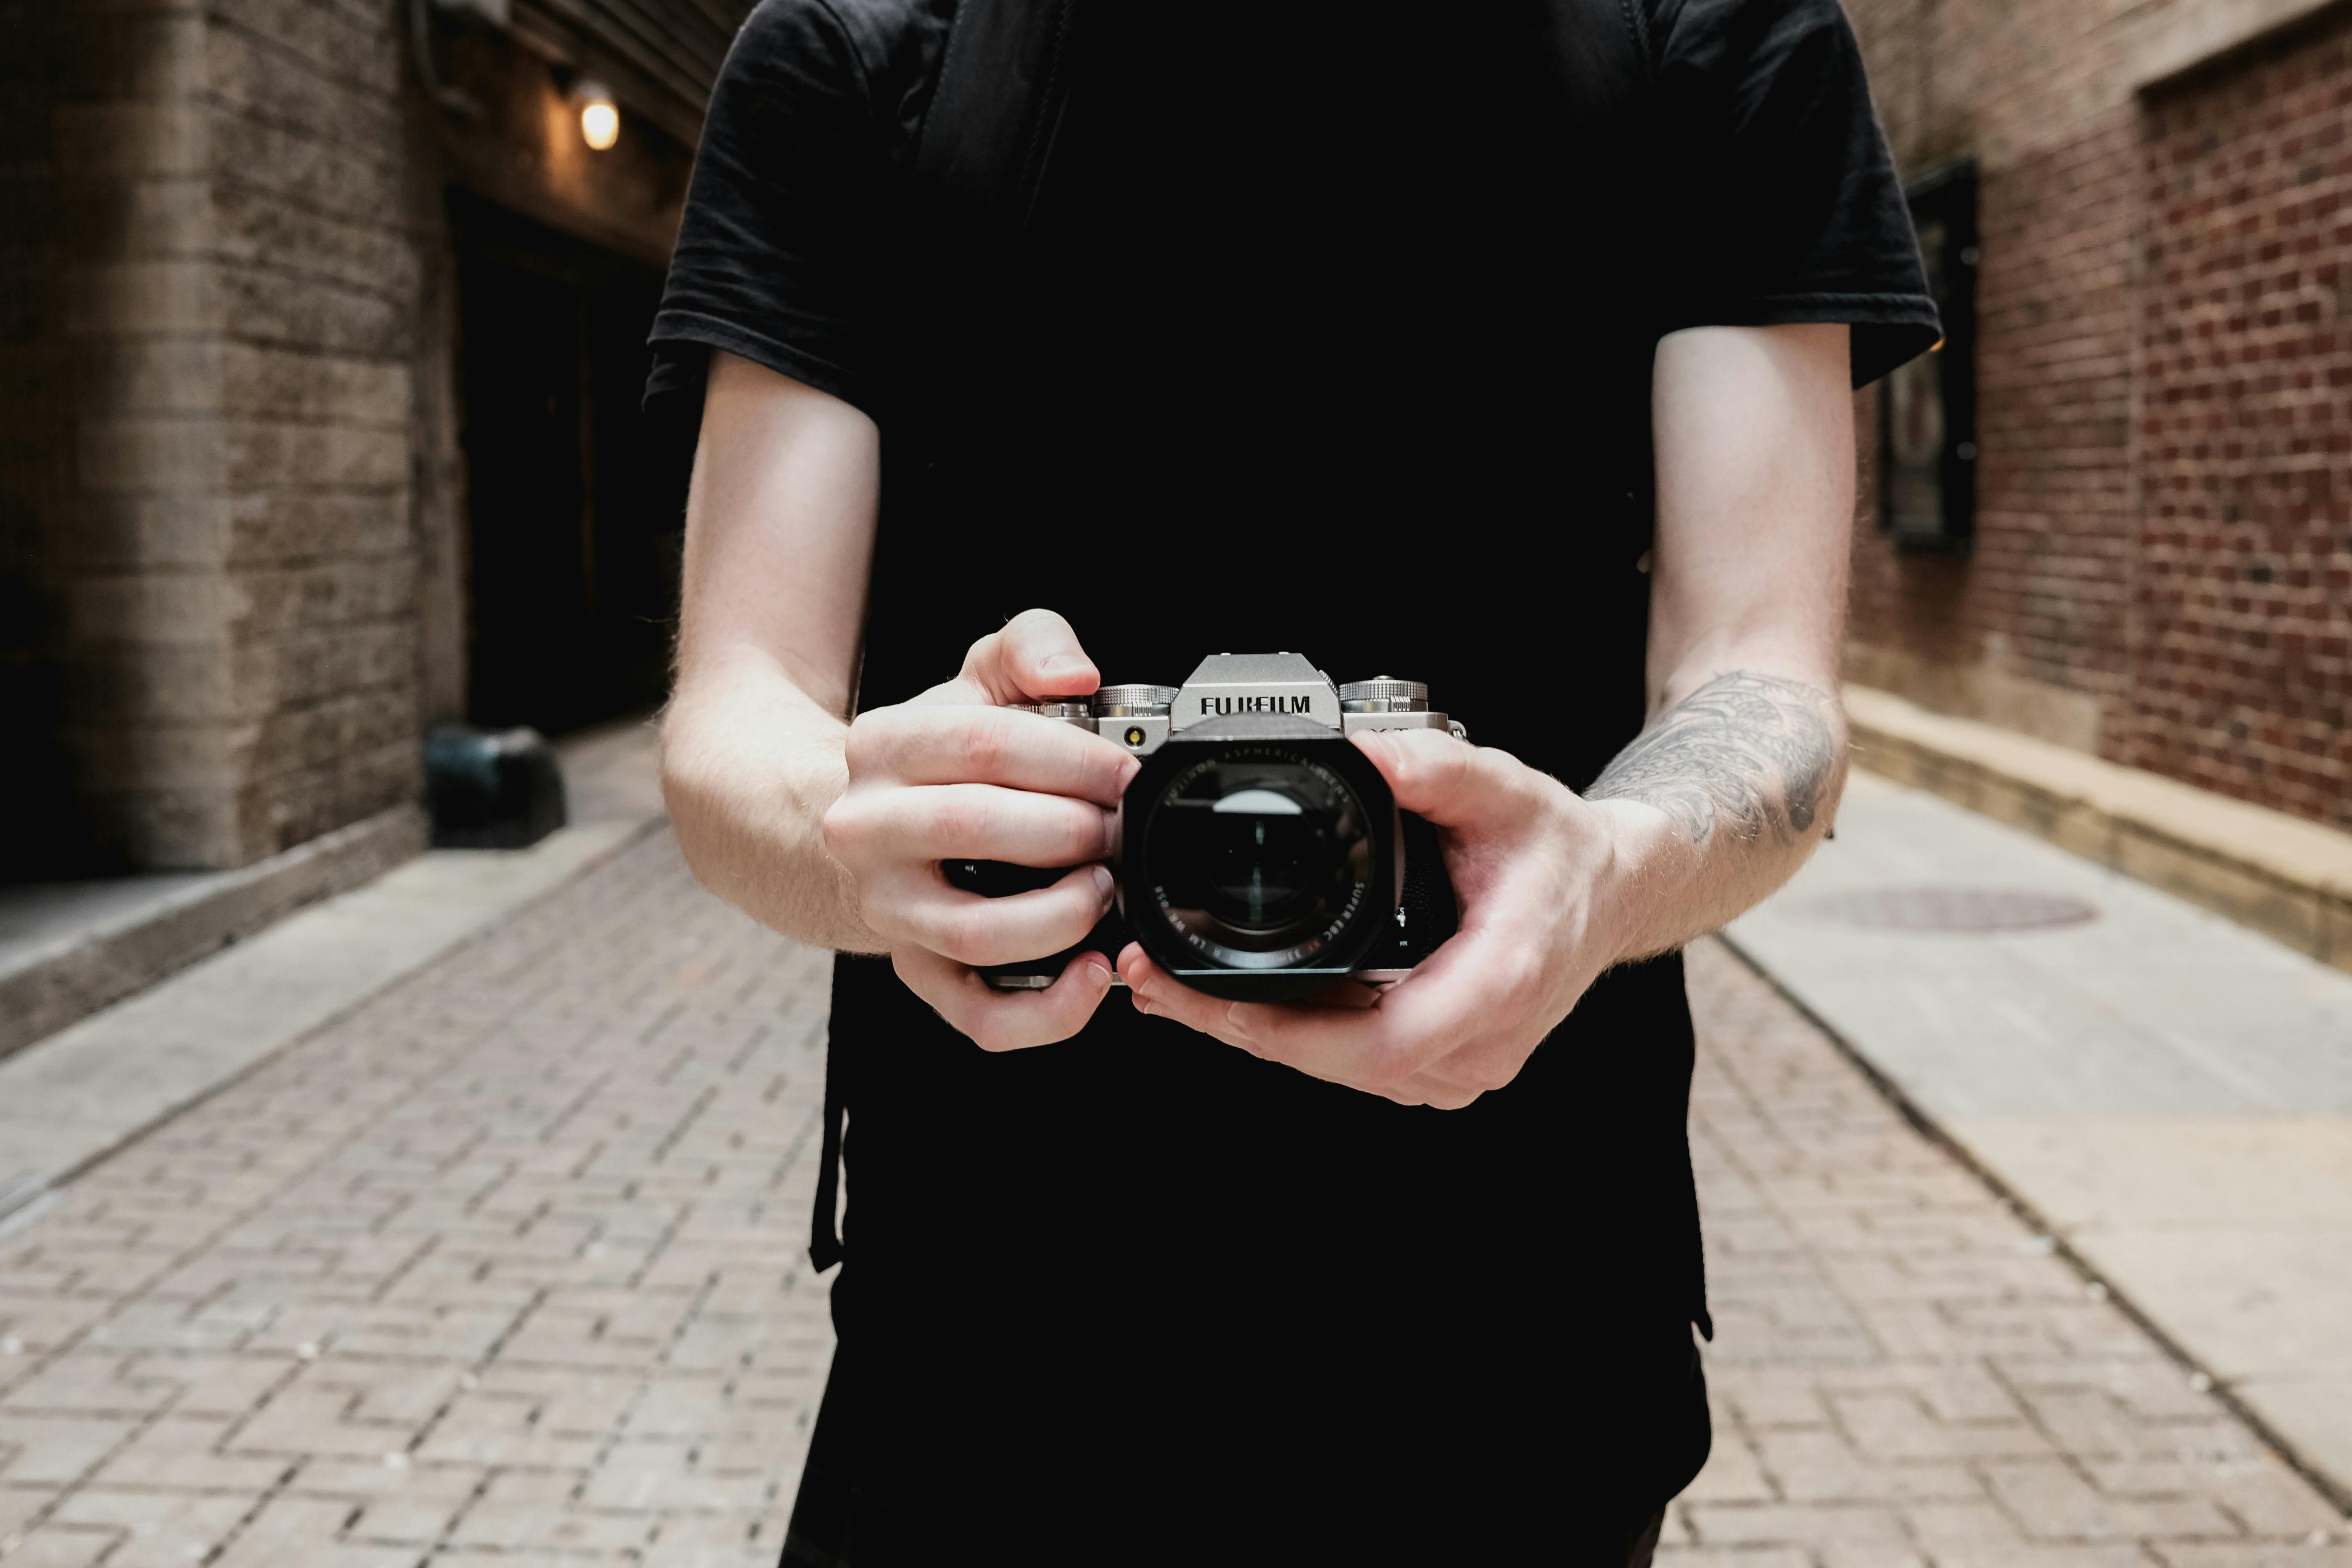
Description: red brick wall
xmin=2136 ymin=8 xmax=2352 ymax=828
xmin=1847 ymin=112 xmax=2143 ymax=752
xmin=1842 ymin=0 xmax=2352 ymax=831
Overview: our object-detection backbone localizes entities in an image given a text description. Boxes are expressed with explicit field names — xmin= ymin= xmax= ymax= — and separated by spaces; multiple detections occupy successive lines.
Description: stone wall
xmin=1 ymin=0 xmax=710 ymax=876
xmin=1842 ymin=0 xmax=2352 ymax=830
xmin=0 ymin=0 xmax=427 ymax=873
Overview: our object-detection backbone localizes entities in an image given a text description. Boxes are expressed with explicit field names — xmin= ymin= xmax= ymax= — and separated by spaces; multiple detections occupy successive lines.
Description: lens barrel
xmin=1119 ymin=721 xmax=1399 ymax=1001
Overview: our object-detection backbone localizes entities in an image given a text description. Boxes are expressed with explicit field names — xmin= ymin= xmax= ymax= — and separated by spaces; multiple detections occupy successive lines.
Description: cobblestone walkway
xmin=1673 ymin=942 xmax=2347 ymax=1567
xmin=0 ymin=834 xmax=2344 ymax=1564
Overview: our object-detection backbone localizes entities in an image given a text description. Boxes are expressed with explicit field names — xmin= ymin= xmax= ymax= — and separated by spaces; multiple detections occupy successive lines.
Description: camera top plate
xmin=1169 ymin=652 xmax=1342 ymax=734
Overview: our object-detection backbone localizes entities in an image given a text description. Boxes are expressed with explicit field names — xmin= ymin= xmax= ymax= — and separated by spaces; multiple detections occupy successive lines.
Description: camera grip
xmin=941 ymin=859 xmax=1132 ymax=989
xmin=1364 ymin=810 xmax=1459 ymax=971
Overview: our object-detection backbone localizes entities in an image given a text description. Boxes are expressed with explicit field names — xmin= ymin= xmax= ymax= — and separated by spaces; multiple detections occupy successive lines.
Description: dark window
xmin=1880 ymin=161 xmax=1977 ymax=553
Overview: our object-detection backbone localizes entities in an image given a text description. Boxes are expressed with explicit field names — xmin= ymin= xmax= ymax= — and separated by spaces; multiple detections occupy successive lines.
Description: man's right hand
xmin=822 ymin=609 xmax=1139 ymax=1051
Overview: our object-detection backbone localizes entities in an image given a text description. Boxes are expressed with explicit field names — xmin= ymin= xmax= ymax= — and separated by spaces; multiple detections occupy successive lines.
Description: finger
xmin=1120 ymin=931 xmax=1521 ymax=1094
xmin=942 ymin=609 xmax=1100 ymax=707
xmin=1116 ymin=949 xmax=1484 ymax=1106
xmin=849 ymin=705 xmax=1135 ymax=804
xmin=847 ymin=782 xmax=1113 ymax=866
xmin=1350 ymin=728 xmax=1543 ymax=836
xmin=895 ymin=944 xmax=1115 ymax=1052
xmin=1114 ymin=947 xmax=1410 ymax=1073
xmin=880 ymin=863 xmax=1114 ymax=968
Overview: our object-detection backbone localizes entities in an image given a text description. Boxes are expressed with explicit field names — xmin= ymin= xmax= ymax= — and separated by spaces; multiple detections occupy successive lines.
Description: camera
xmin=944 ymin=653 xmax=1465 ymax=1001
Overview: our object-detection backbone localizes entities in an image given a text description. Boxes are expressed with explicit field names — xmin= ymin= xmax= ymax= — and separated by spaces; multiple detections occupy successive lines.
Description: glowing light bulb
xmin=577 ymin=83 xmax=619 ymax=151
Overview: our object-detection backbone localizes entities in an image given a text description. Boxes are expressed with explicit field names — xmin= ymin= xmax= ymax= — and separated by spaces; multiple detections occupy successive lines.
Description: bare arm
xmin=663 ymin=352 xmax=1131 ymax=1047
xmin=1584 ymin=321 xmax=1854 ymax=956
xmin=1124 ymin=322 xmax=1857 ymax=1106
xmin=661 ymin=350 xmax=887 ymax=951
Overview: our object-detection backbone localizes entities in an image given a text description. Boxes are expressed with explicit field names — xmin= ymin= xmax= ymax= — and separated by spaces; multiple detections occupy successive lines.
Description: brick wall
xmin=2138 ymin=7 xmax=2352 ymax=827
xmin=1840 ymin=0 xmax=2352 ymax=831
xmin=1 ymin=0 xmax=710 ymax=876
xmin=1847 ymin=111 xmax=2142 ymax=756
xmin=0 ymin=0 xmax=427 ymax=873
xmin=132 ymin=0 xmax=428 ymax=866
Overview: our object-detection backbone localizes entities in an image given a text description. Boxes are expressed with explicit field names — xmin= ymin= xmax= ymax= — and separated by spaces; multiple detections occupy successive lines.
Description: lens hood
xmin=1118 ymin=715 xmax=1399 ymax=1002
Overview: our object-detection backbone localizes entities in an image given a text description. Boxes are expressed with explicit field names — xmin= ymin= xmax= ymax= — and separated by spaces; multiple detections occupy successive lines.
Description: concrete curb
xmin=1846 ymin=684 xmax=2352 ymax=974
xmin=0 ymin=804 xmax=430 ymax=1065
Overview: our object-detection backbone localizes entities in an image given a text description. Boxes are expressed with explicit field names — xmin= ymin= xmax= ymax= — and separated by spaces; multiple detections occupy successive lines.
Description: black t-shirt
xmin=651 ymin=0 xmax=1934 ymax=1553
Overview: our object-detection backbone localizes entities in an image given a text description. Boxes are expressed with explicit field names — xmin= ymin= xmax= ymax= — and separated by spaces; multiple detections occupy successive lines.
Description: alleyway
xmin=0 ymin=833 xmax=2343 ymax=1565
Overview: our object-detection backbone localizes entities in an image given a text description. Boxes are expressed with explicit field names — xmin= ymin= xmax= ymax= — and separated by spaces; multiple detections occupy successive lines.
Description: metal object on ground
xmin=1790 ymin=886 xmax=2100 ymax=933
xmin=424 ymin=725 xmax=567 ymax=849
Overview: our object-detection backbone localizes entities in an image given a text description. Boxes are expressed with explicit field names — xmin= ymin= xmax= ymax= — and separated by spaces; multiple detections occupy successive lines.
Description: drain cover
xmin=1789 ymin=886 xmax=2099 ymax=933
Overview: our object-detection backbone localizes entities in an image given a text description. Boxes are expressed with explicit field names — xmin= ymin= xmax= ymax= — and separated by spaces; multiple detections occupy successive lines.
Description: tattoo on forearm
xmin=1585 ymin=670 xmax=1840 ymax=849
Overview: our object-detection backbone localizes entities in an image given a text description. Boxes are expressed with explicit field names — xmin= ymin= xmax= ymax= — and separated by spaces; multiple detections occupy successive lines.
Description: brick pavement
xmin=0 ymin=835 xmax=833 ymax=1566
xmin=0 ymin=833 xmax=2344 ymax=1564
xmin=1673 ymin=941 xmax=2348 ymax=1566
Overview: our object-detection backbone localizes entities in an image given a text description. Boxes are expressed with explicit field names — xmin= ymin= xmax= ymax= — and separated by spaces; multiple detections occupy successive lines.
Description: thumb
xmin=923 ymin=609 xmax=1101 ymax=707
xmin=1351 ymin=728 xmax=1535 ymax=835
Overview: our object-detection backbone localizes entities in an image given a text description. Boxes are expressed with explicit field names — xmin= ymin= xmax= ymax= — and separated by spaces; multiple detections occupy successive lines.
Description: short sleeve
xmin=1646 ymin=0 xmax=1941 ymax=387
xmin=646 ymin=0 xmax=885 ymax=417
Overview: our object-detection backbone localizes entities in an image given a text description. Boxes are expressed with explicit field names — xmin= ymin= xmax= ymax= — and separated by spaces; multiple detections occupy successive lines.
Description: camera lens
xmin=1139 ymin=750 xmax=1375 ymax=969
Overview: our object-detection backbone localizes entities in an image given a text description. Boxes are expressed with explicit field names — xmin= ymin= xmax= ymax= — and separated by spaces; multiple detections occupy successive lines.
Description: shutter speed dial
xmin=1338 ymin=677 xmax=1429 ymax=713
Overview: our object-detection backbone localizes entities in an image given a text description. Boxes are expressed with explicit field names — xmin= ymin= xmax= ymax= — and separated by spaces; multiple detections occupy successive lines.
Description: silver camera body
xmin=1014 ymin=652 xmax=1469 ymax=757
xmin=951 ymin=653 xmax=1467 ymax=1001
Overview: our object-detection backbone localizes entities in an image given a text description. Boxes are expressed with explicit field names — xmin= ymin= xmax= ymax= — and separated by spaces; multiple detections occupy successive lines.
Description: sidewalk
xmin=0 ymin=831 xmax=834 ymax=1566
xmin=1681 ymin=941 xmax=2345 ymax=1564
xmin=2 ymin=824 xmax=2343 ymax=1561
xmin=0 ymin=717 xmax=668 ymax=1227
xmin=1727 ymin=769 xmax=2352 ymax=1511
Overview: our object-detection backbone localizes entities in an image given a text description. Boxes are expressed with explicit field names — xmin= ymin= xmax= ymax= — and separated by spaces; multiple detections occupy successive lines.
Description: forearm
xmin=1588 ymin=321 xmax=1855 ymax=964
xmin=1583 ymin=662 xmax=1847 ymax=963
xmin=661 ymin=648 xmax=886 ymax=954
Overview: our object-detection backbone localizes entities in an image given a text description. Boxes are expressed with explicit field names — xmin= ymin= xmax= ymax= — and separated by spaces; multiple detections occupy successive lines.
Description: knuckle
xmin=853 ymin=703 xmax=915 ymax=756
xmin=819 ymin=800 xmax=864 ymax=858
xmin=930 ymin=791 xmax=995 ymax=851
xmin=1460 ymin=1060 xmax=1516 ymax=1096
xmin=1058 ymin=804 xmax=1105 ymax=859
xmin=957 ymin=717 xmax=1009 ymax=778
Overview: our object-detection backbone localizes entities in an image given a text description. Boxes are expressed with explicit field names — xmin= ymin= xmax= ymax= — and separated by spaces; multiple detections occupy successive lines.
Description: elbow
xmin=656 ymin=711 xmax=728 ymax=897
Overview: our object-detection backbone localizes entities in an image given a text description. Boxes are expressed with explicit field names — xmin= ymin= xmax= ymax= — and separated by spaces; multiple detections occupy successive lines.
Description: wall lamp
xmin=575 ymin=80 xmax=619 ymax=151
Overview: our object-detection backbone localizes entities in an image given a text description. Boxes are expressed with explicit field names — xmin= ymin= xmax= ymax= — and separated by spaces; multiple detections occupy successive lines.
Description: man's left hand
xmin=1118 ymin=729 xmax=1632 ymax=1110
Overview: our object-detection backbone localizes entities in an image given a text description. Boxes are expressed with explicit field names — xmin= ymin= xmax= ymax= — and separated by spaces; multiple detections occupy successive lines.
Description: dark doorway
xmin=449 ymin=191 xmax=685 ymax=735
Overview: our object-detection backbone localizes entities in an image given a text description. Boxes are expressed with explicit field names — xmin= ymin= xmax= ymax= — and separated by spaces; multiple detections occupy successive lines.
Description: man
xmin=650 ymin=0 xmax=1937 ymax=1558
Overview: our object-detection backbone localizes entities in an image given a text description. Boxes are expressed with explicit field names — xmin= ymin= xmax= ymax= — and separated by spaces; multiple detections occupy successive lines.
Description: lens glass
xmin=1140 ymin=748 xmax=1375 ymax=969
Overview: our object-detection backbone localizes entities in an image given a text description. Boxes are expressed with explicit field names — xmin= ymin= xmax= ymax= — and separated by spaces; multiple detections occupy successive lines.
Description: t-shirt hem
xmin=646 ymin=307 xmax=873 ymax=416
